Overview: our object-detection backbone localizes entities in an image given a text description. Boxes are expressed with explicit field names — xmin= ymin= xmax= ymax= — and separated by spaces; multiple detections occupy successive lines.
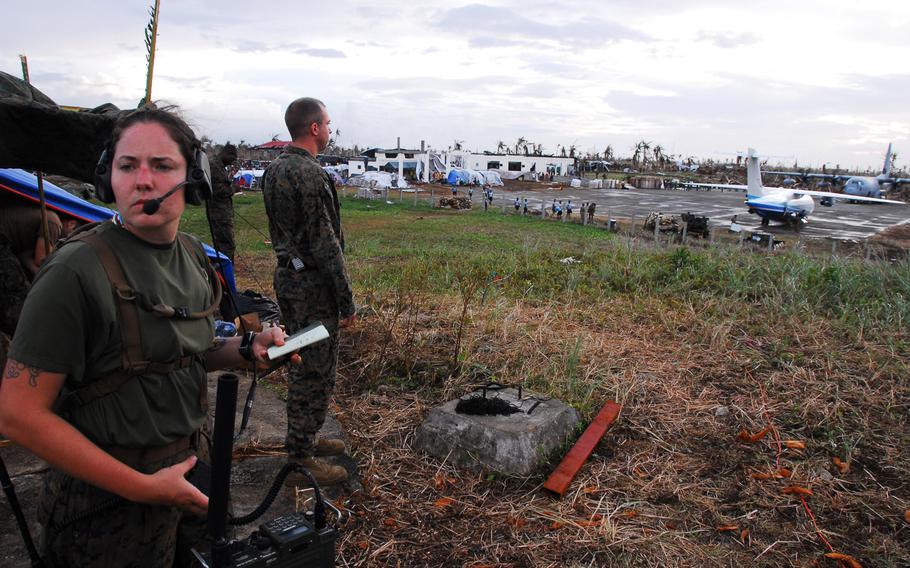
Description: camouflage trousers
xmin=274 ymin=267 xmax=340 ymax=459
xmin=39 ymin=439 xmax=210 ymax=567
xmin=0 ymin=243 xmax=29 ymax=337
xmin=208 ymin=203 xmax=235 ymax=263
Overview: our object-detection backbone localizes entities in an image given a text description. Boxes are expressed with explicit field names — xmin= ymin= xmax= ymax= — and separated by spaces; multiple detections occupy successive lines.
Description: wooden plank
xmin=543 ymin=401 xmax=621 ymax=497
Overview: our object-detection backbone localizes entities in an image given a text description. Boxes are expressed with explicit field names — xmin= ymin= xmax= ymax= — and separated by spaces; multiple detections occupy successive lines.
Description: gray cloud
xmin=696 ymin=31 xmax=760 ymax=49
xmin=159 ymin=75 xmax=213 ymax=88
xmin=231 ymin=41 xmax=345 ymax=58
xmin=293 ymin=47 xmax=346 ymax=59
xmin=435 ymin=4 xmax=651 ymax=49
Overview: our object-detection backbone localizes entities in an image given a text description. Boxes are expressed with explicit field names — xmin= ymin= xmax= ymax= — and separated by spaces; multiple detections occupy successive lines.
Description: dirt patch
xmin=867 ymin=223 xmax=910 ymax=260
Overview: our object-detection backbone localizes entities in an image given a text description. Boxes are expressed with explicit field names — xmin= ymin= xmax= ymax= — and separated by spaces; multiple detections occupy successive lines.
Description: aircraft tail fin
xmin=883 ymin=143 xmax=893 ymax=176
xmin=746 ymin=148 xmax=766 ymax=196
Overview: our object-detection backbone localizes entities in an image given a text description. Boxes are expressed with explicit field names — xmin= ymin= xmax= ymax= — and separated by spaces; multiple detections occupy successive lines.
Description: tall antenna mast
xmin=144 ymin=0 xmax=161 ymax=105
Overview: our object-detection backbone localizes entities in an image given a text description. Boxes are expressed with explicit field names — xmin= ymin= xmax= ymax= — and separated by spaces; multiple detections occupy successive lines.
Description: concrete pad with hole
xmin=414 ymin=387 xmax=579 ymax=476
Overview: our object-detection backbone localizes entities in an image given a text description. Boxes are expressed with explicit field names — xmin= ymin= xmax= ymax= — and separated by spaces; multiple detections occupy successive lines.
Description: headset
xmin=93 ymin=146 xmax=213 ymax=206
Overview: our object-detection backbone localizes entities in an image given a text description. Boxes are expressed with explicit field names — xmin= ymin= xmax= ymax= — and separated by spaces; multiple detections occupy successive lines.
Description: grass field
xmin=184 ymin=192 xmax=910 ymax=567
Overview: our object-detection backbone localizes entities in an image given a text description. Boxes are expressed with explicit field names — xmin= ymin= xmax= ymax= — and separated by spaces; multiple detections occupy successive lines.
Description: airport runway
xmin=485 ymin=186 xmax=910 ymax=241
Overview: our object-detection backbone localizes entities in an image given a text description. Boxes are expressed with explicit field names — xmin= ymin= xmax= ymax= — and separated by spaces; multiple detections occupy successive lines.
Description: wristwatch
xmin=239 ymin=331 xmax=257 ymax=362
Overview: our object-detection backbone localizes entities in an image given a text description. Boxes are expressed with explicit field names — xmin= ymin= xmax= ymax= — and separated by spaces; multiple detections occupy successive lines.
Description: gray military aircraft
xmin=764 ymin=143 xmax=910 ymax=198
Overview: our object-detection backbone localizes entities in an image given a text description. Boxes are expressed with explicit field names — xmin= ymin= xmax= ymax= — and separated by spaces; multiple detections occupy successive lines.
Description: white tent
xmin=348 ymin=171 xmax=395 ymax=189
xmin=479 ymin=170 xmax=504 ymax=186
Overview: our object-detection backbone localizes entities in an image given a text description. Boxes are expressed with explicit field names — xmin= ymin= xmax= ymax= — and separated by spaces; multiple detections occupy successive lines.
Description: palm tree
xmin=640 ymin=140 xmax=652 ymax=169
xmin=604 ymin=145 xmax=614 ymax=161
xmin=568 ymin=144 xmax=576 ymax=158
xmin=514 ymin=137 xmax=526 ymax=155
xmin=558 ymin=144 xmax=566 ymax=158
xmin=652 ymin=144 xmax=664 ymax=169
xmin=496 ymin=140 xmax=506 ymax=154
xmin=453 ymin=140 xmax=464 ymax=151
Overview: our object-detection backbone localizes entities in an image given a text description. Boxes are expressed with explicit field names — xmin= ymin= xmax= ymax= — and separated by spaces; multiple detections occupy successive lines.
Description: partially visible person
xmin=0 ymin=204 xmax=78 ymax=336
xmin=0 ymin=106 xmax=297 ymax=567
xmin=262 ymin=97 xmax=355 ymax=487
xmin=207 ymin=143 xmax=238 ymax=262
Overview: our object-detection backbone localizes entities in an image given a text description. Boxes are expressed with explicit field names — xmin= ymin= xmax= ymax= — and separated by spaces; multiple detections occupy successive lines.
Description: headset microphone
xmin=142 ymin=181 xmax=188 ymax=215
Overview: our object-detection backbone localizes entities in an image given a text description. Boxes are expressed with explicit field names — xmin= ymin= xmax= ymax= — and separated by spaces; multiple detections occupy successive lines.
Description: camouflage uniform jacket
xmin=262 ymin=146 xmax=355 ymax=318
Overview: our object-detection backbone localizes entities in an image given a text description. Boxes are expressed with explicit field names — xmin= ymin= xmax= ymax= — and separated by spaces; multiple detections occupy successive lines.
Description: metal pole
xmin=144 ymin=0 xmax=162 ymax=105
xmin=19 ymin=55 xmax=51 ymax=258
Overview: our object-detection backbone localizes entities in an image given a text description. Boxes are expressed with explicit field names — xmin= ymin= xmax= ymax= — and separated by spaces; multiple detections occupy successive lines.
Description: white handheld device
xmin=266 ymin=322 xmax=330 ymax=360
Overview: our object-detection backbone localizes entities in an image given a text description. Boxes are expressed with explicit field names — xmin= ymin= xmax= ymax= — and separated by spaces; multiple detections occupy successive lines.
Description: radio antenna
xmin=143 ymin=0 xmax=161 ymax=105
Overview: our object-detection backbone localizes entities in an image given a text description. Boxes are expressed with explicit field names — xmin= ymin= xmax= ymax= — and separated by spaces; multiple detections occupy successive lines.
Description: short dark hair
xmin=219 ymin=143 xmax=237 ymax=163
xmin=284 ymin=97 xmax=325 ymax=140
xmin=108 ymin=104 xmax=199 ymax=165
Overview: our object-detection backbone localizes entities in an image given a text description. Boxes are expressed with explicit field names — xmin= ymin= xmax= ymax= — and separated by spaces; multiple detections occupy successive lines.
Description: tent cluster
xmin=446 ymin=168 xmax=503 ymax=186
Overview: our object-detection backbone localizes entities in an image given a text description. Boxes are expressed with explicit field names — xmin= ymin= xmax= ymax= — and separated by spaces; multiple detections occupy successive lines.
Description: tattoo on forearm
xmin=208 ymin=338 xmax=227 ymax=353
xmin=4 ymin=361 xmax=41 ymax=387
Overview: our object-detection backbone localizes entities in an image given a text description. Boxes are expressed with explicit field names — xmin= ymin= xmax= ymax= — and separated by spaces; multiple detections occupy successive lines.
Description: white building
xmin=446 ymin=151 xmax=575 ymax=177
xmin=354 ymin=146 xmax=576 ymax=183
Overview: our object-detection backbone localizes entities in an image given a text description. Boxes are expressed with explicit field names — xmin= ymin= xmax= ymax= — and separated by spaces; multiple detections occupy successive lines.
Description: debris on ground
xmin=681 ymin=212 xmax=710 ymax=238
xmin=643 ymin=211 xmax=680 ymax=233
xmin=438 ymin=196 xmax=472 ymax=209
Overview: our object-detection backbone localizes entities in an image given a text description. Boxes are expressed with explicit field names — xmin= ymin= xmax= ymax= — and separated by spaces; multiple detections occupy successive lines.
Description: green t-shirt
xmin=9 ymin=221 xmax=214 ymax=447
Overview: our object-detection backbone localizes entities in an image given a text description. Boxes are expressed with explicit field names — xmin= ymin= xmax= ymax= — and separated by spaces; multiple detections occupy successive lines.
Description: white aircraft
xmin=689 ymin=149 xmax=906 ymax=230
xmin=764 ymin=143 xmax=910 ymax=198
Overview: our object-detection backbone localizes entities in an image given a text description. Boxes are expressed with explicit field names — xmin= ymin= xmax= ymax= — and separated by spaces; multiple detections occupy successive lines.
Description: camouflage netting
xmin=0 ymin=71 xmax=120 ymax=182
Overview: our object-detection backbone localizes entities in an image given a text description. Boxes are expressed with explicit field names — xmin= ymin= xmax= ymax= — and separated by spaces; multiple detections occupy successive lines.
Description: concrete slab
xmin=414 ymin=388 xmax=579 ymax=476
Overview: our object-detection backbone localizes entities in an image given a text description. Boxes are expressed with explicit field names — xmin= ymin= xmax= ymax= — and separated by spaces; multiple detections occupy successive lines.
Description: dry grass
xmin=307 ymin=295 xmax=910 ymax=567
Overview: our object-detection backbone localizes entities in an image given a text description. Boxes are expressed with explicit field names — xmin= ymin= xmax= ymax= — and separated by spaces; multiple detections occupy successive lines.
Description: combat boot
xmin=314 ymin=438 xmax=345 ymax=456
xmin=286 ymin=457 xmax=348 ymax=487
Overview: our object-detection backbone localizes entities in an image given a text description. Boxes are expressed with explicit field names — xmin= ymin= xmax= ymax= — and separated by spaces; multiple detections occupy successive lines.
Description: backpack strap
xmin=58 ymin=228 xmax=218 ymax=411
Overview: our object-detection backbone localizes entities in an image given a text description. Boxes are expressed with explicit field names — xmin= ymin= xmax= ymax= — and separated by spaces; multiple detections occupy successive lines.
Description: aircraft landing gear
xmin=760 ymin=218 xmax=769 ymax=227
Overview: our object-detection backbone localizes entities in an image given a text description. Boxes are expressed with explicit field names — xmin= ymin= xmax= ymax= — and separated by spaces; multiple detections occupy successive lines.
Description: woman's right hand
xmin=140 ymin=455 xmax=209 ymax=516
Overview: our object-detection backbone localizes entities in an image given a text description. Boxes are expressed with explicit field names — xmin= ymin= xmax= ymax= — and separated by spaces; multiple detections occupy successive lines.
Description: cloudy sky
xmin=4 ymin=1 xmax=910 ymax=170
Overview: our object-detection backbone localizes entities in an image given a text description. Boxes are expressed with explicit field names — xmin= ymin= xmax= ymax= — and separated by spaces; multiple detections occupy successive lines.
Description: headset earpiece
xmin=184 ymin=148 xmax=213 ymax=205
xmin=93 ymin=148 xmax=115 ymax=203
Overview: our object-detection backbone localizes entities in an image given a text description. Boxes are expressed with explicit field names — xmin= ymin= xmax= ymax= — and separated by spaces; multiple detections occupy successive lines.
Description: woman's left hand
xmin=252 ymin=326 xmax=302 ymax=365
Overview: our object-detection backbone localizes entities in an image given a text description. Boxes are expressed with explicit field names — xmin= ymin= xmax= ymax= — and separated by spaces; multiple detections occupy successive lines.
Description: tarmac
xmin=477 ymin=185 xmax=910 ymax=241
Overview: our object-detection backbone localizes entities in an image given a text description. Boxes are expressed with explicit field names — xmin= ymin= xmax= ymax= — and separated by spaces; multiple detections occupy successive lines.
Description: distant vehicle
xmin=764 ymin=143 xmax=910 ymax=198
xmin=686 ymin=149 xmax=906 ymax=231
